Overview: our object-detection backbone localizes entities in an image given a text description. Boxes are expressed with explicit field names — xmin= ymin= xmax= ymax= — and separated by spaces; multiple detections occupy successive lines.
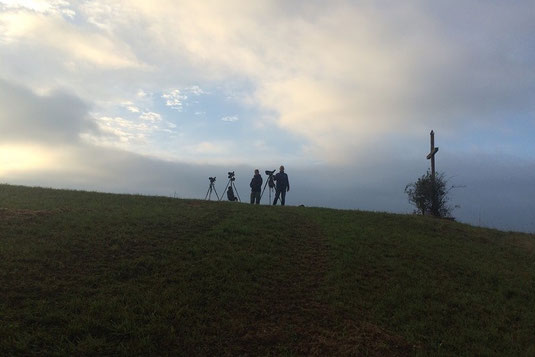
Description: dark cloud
xmin=442 ymin=154 xmax=535 ymax=232
xmin=0 ymin=78 xmax=99 ymax=143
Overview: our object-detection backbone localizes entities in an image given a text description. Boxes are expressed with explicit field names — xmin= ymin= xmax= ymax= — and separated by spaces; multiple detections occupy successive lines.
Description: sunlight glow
xmin=0 ymin=145 xmax=60 ymax=175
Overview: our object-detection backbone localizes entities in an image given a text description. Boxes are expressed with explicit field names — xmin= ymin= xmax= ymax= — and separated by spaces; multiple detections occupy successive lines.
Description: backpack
xmin=227 ymin=187 xmax=237 ymax=201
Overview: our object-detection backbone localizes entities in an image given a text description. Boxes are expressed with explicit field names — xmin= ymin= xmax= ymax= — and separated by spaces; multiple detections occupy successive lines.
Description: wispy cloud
xmin=221 ymin=115 xmax=238 ymax=122
xmin=139 ymin=111 xmax=162 ymax=122
xmin=94 ymin=116 xmax=150 ymax=144
xmin=188 ymin=85 xmax=205 ymax=95
xmin=0 ymin=0 xmax=75 ymax=17
xmin=121 ymin=101 xmax=141 ymax=113
xmin=162 ymin=89 xmax=186 ymax=111
xmin=161 ymin=86 xmax=206 ymax=111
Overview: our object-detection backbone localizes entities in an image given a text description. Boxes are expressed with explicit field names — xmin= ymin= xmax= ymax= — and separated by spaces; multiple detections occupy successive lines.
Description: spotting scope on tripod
xmin=260 ymin=169 xmax=276 ymax=204
xmin=220 ymin=171 xmax=241 ymax=202
xmin=204 ymin=177 xmax=220 ymax=200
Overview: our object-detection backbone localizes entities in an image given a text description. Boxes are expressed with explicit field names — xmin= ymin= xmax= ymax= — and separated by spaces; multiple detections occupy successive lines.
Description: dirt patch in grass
xmin=0 ymin=208 xmax=56 ymax=220
xmin=185 ymin=200 xmax=206 ymax=207
xmin=509 ymin=235 xmax=535 ymax=254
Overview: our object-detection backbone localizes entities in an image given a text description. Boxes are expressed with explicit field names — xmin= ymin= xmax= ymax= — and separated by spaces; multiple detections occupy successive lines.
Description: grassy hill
xmin=0 ymin=184 xmax=534 ymax=356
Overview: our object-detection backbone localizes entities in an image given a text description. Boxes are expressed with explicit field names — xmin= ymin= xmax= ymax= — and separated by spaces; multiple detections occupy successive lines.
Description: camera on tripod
xmin=205 ymin=176 xmax=219 ymax=200
xmin=228 ymin=171 xmax=235 ymax=181
xmin=205 ymin=171 xmax=239 ymax=202
xmin=264 ymin=169 xmax=276 ymax=189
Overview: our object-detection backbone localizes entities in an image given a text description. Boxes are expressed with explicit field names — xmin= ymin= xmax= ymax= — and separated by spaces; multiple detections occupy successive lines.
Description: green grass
xmin=0 ymin=184 xmax=533 ymax=356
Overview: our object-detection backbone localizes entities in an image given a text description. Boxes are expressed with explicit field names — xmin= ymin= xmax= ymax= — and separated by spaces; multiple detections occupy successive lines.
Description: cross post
xmin=426 ymin=130 xmax=439 ymax=179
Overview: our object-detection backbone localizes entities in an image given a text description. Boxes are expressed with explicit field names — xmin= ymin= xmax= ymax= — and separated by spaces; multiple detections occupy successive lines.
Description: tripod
xmin=260 ymin=172 xmax=276 ymax=204
xmin=220 ymin=177 xmax=241 ymax=202
xmin=204 ymin=178 xmax=220 ymax=200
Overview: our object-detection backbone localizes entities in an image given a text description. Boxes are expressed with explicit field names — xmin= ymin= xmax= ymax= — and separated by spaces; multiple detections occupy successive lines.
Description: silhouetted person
xmin=273 ymin=165 xmax=290 ymax=206
xmin=227 ymin=186 xmax=238 ymax=201
xmin=250 ymin=169 xmax=263 ymax=204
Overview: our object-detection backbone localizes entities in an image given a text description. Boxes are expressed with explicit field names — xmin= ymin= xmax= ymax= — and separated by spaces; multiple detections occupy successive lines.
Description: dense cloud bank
xmin=4 ymin=146 xmax=535 ymax=233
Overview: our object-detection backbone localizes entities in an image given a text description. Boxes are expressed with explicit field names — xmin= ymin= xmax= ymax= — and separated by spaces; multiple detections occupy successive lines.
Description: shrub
xmin=405 ymin=171 xmax=453 ymax=218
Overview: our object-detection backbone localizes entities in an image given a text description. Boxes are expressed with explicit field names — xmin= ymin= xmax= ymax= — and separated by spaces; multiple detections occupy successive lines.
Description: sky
xmin=0 ymin=0 xmax=534 ymax=232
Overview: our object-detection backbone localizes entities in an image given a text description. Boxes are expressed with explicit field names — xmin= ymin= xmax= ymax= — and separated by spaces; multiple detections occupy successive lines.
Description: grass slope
xmin=0 ymin=184 xmax=534 ymax=356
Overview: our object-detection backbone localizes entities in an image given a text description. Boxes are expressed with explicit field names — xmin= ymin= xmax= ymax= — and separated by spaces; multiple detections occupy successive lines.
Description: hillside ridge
xmin=1 ymin=184 xmax=534 ymax=355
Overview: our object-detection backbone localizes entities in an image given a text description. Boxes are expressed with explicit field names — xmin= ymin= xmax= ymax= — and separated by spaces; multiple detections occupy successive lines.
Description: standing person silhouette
xmin=249 ymin=169 xmax=263 ymax=204
xmin=273 ymin=165 xmax=290 ymax=206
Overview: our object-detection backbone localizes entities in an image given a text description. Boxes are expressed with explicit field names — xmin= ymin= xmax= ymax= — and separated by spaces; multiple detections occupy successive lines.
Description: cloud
xmin=139 ymin=112 xmax=162 ymax=122
xmin=126 ymin=106 xmax=140 ymax=113
xmin=0 ymin=143 xmax=69 ymax=175
xmin=0 ymin=78 xmax=98 ymax=143
xmin=221 ymin=116 xmax=239 ymax=122
xmin=162 ymin=86 xmax=206 ymax=111
xmin=0 ymin=8 xmax=143 ymax=69
xmin=91 ymin=116 xmax=149 ymax=144
xmin=0 ymin=0 xmax=74 ymax=17
xmin=188 ymin=85 xmax=205 ymax=95
xmin=190 ymin=141 xmax=227 ymax=155
xmin=4 ymin=0 xmax=533 ymax=162
xmin=162 ymin=89 xmax=186 ymax=111
xmin=117 ymin=1 xmax=535 ymax=161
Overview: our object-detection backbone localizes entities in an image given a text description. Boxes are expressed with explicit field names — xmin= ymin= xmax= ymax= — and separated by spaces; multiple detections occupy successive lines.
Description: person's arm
xmin=286 ymin=174 xmax=290 ymax=191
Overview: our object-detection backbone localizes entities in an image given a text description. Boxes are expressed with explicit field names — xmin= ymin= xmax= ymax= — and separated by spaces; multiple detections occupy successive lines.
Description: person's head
xmin=280 ymin=165 xmax=285 ymax=172
xmin=254 ymin=169 xmax=259 ymax=175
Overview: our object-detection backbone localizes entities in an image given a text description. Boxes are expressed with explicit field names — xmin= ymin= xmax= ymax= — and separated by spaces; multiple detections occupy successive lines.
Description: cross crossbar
xmin=426 ymin=147 xmax=439 ymax=160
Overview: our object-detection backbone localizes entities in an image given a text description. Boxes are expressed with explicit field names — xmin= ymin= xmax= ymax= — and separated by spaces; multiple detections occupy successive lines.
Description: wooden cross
xmin=426 ymin=130 xmax=439 ymax=179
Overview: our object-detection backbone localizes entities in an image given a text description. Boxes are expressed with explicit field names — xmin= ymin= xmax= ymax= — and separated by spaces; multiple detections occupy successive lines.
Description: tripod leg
xmin=232 ymin=182 xmax=241 ymax=202
xmin=260 ymin=179 xmax=269 ymax=202
xmin=213 ymin=185 xmax=220 ymax=200
xmin=219 ymin=180 xmax=231 ymax=201
xmin=205 ymin=185 xmax=211 ymax=200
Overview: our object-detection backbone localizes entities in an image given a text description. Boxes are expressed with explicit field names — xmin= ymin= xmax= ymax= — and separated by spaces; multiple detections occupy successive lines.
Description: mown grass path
xmin=228 ymin=211 xmax=411 ymax=356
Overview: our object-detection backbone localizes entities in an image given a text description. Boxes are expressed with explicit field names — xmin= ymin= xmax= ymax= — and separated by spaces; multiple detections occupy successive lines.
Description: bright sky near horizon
xmin=1 ymin=1 xmax=534 ymax=232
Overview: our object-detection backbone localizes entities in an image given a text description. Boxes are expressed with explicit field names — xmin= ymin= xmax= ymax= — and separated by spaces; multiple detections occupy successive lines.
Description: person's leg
xmin=250 ymin=192 xmax=255 ymax=204
xmin=273 ymin=189 xmax=280 ymax=205
xmin=281 ymin=190 xmax=286 ymax=206
xmin=255 ymin=192 xmax=261 ymax=204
